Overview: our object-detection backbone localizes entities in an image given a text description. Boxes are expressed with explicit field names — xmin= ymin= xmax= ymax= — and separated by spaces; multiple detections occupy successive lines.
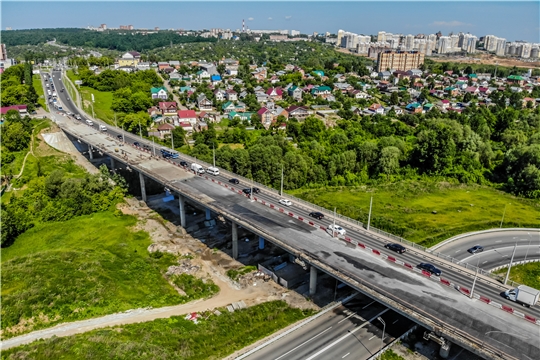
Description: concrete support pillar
xmin=110 ymin=157 xmax=116 ymax=173
xmin=309 ymin=266 xmax=318 ymax=296
xmin=178 ymin=195 xmax=186 ymax=228
xmin=88 ymin=144 xmax=94 ymax=160
xmin=205 ymin=208 xmax=212 ymax=221
xmin=259 ymin=236 xmax=265 ymax=250
xmin=232 ymin=222 xmax=238 ymax=259
xmin=139 ymin=172 xmax=147 ymax=202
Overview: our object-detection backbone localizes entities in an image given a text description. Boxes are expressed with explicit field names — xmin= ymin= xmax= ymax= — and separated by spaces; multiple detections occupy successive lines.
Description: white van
xmin=86 ymin=119 xmax=94 ymax=126
xmin=206 ymin=167 xmax=219 ymax=176
xmin=191 ymin=163 xmax=205 ymax=175
xmin=99 ymin=124 xmax=107 ymax=132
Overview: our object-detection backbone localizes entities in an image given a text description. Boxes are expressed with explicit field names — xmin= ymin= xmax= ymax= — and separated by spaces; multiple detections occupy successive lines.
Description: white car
xmin=279 ymin=199 xmax=292 ymax=207
xmin=327 ymin=224 xmax=346 ymax=236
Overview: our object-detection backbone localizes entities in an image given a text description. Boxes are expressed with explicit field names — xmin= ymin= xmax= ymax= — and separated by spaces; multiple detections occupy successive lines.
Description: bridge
xmin=50 ymin=70 xmax=540 ymax=359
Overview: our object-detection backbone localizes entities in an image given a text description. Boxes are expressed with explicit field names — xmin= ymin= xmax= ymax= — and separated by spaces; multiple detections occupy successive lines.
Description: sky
xmin=2 ymin=1 xmax=539 ymax=43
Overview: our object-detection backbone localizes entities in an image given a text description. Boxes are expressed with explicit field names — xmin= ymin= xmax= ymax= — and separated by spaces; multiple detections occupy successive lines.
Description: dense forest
xmin=0 ymin=28 xmax=216 ymax=52
xmin=0 ymin=63 xmax=39 ymax=110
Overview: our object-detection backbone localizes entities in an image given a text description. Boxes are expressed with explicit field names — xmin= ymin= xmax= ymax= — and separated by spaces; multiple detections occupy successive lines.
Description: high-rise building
xmin=0 ymin=43 xmax=7 ymax=61
xmin=517 ymin=42 xmax=532 ymax=58
xmin=495 ymin=38 xmax=507 ymax=56
xmin=337 ymin=30 xmax=345 ymax=46
xmin=100 ymin=24 xmax=107 ymax=30
xmin=450 ymin=34 xmax=460 ymax=52
xmin=290 ymin=30 xmax=300 ymax=36
xmin=437 ymin=36 xmax=451 ymax=54
xmin=484 ymin=35 xmax=499 ymax=52
xmin=404 ymin=34 xmax=414 ymax=50
xmin=465 ymin=36 xmax=477 ymax=54
xmin=377 ymin=50 xmax=425 ymax=72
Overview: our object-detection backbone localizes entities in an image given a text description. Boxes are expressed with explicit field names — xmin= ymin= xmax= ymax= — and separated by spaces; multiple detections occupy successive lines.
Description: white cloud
xmin=430 ymin=20 xmax=470 ymax=27
xmin=248 ymin=17 xmax=254 ymax=21
xmin=285 ymin=15 xmax=292 ymax=20
xmin=268 ymin=17 xmax=273 ymax=20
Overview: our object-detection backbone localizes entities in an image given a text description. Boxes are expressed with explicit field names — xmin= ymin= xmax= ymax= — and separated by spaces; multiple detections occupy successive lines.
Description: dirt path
xmin=155 ymin=69 xmax=188 ymax=110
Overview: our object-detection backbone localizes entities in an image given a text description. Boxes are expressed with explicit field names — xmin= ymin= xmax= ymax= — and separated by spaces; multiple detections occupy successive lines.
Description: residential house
xmin=251 ymin=67 xmax=267 ymax=82
xmin=137 ymin=62 xmax=150 ymax=70
xmin=368 ymin=103 xmax=384 ymax=115
xmin=405 ymin=102 xmax=423 ymax=113
xmin=197 ymin=94 xmax=213 ymax=111
xmin=284 ymin=64 xmax=295 ymax=71
xmin=445 ymin=86 xmax=459 ymax=97
xmin=266 ymin=87 xmax=283 ymax=101
xmin=226 ymin=90 xmax=238 ymax=101
xmin=406 ymin=69 xmax=422 ymax=77
xmin=334 ymin=83 xmax=353 ymax=93
xmin=229 ymin=111 xmax=254 ymax=122
xmin=465 ymin=86 xmax=479 ymax=95
xmin=169 ymin=73 xmax=181 ymax=81
xmin=311 ymin=86 xmax=332 ymax=99
xmin=222 ymin=101 xmax=236 ymax=113
xmin=523 ymin=97 xmax=536 ymax=108
xmin=197 ymin=120 xmax=208 ymax=131
xmin=159 ymin=102 xmax=177 ymax=118
xmin=438 ymin=99 xmax=451 ymax=110
xmin=258 ymin=107 xmax=274 ymax=127
xmin=385 ymin=105 xmax=403 ymax=116
xmin=507 ymin=75 xmax=525 ymax=86
xmin=226 ymin=68 xmax=238 ymax=76
xmin=118 ymin=51 xmax=141 ymax=67
xmin=117 ymin=66 xmax=135 ymax=73
xmin=156 ymin=123 xmax=175 ymax=139
xmin=151 ymin=87 xmax=168 ymax=100
xmin=392 ymin=70 xmax=410 ymax=80
xmin=214 ymin=90 xmax=225 ymax=102
xmin=256 ymin=93 xmax=269 ymax=103
xmin=211 ymin=75 xmax=222 ymax=84
xmin=148 ymin=106 xmax=162 ymax=122
xmin=313 ymin=70 xmax=325 ymax=77
xmin=234 ymin=102 xmax=247 ymax=113
xmin=423 ymin=103 xmax=434 ymax=112
xmin=158 ymin=62 xmax=169 ymax=71
xmin=169 ymin=60 xmax=180 ymax=69
xmin=288 ymin=85 xmax=303 ymax=101
xmin=177 ymin=110 xmax=197 ymax=125
xmin=286 ymin=105 xmax=309 ymax=120
xmin=1 ymin=104 xmax=28 ymax=117
xmin=179 ymin=121 xmax=194 ymax=135
xmin=348 ymin=90 xmax=370 ymax=99
xmin=334 ymin=74 xmax=346 ymax=82
xmin=196 ymin=70 xmax=210 ymax=80
xmin=378 ymin=71 xmax=391 ymax=80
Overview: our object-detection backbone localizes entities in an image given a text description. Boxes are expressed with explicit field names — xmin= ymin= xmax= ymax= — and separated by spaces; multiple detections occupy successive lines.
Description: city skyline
xmin=2 ymin=1 xmax=539 ymax=43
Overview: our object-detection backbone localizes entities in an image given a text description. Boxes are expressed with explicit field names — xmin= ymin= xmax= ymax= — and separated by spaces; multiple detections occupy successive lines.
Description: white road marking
xmin=273 ymin=326 xmax=333 ymax=360
xmin=392 ymin=319 xmax=399 ymax=324
xmin=338 ymin=312 xmax=358 ymax=324
xmin=304 ymin=309 xmax=389 ymax=360
xmin=495 ymin=240 xmax=502 ymax=243
xmin=483 ymin=261 xmax=488 ymax=264
xmin=342 ymin=353 xmax=350 ymax=358
xmin=362 ymin=301 xmax=375 ymax=309
xmin=369 ymin=335 xmax=377 ymax=340
xmin=455 ymin=250 xmax=460 ymax=253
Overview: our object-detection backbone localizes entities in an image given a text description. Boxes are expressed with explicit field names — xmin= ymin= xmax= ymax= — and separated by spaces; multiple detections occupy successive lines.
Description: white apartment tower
xmin=465 ymin=36 xmax=478 ymax=54
xmin=437 ymin=36 xmax=452 ymax=54
xmin=495 ymin=38 xmax=507 ymax=56
xmin=517 ymin=42 xmax=532 ymax=58
xmin=484 ymin=35 xmax=499 ymax=52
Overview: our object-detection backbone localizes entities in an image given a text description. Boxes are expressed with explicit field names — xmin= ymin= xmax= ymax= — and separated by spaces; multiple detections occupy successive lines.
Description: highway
xmin=434 ymin=230 xmax=540 ymax=269
xmin=48 ymin=70 xmax=540 ymax=359
xmin=242 ymin=296 xmax=415 ymax=360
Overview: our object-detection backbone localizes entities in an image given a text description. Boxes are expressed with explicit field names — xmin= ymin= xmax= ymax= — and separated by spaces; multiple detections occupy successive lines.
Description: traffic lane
xmin=436 ymin=230 xmax=539 ymax=260
xmin=459 ymin=246 xmax=540 ymax=269
xmin=244 ymin=299 xmax=388 ymax=360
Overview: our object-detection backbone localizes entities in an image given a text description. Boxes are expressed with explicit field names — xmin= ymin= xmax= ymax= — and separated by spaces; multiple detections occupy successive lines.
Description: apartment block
xmin=377 ymin=50 xmax=425 ymax=72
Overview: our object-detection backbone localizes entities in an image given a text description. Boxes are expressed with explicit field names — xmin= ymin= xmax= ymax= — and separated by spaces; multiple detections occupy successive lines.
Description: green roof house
xmin=151 ymin=87 xmax=168 ymax=99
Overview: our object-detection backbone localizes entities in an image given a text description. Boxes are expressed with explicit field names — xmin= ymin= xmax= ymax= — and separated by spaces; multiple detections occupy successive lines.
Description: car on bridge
xmin=229 ymin=178 xmax=240 ymax=185
xmin=309 ymin=211 xmax=324 ymax=220
xmin=417 ymin=263 xmax=441 ymax=276
xmin=242 ymin=187 xmax=260 ymax=195
xmin=384 ymin=243 xmax=406 ymax=254
xmin=279 ymin=199 xmax=292 ymax=207
xmin=327 ymin=224 xmax=346 ymax=236
xmin=467 ymin=245 xmax=484 ymax=254
xmin=179 ymin=160 xmax=188 ymax=167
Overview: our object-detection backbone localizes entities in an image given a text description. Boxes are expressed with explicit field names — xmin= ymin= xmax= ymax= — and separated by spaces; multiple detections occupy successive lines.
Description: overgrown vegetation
xmin=291 ymin=181 xmax=540 ymax=245
xmin=380 ymin=349 xmax=406 ymax=360
xmin=227 ymin=265 xmax=258 ymax=281
xmin=170 ymin=274 xmax=220 ymax=300
xmin=2 ymin=301 xmax=315 ymax=359
xmin=0 ymin=63 xmax=39 ymax=111
xmin=494 ymin=262 xmax=540 ymax=289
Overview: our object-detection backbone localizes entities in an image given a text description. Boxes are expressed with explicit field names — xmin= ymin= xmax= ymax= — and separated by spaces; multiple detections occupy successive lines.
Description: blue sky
xmin=2 ymin=1 xmax=539 ymax=42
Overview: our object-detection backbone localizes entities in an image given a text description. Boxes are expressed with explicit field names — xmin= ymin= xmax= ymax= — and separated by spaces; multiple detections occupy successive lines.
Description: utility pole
xmin=213 ymin=145 xmax=216 ymax=167
xmin=152 ymin=138 xmax=156 ymax=157
xmin=504 ymin=242 xmax=518 ymax=285
xmin=470 ymin=257 xmax=480 ymax=299
xmin=280 ymin=164 xmax=284 ymax=197
xmin=367 ymin=196 xmax=373 ymax=230
xmin=333 ymin=207 xmax=337 ymax=238
xmin=171 ymin=132 xmax=175 ymax=150
xmin=500 ymin=204 xmax=508 ymax=228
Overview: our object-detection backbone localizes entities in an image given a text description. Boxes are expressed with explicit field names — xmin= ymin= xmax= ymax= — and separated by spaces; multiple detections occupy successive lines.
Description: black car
xmin=117 ymin=134 xmax=123 ymax=140
xmin=133 ymin=141 xmax=140 ymax=147
xmin=179 ymin=160 xmax=188 ymax=167
xmin=467 ymin=245 xmax=484 ymax=254
xmin=417 ymin=263 xmax=442 ymax=276
xmin=229 ymin=178 xmax=240 ymax=185
xmin=384 ymin=243 xmax=406 ymax=254
xmin=242 ymin=187 xmax=260 ymax=195
xmin=309 ymin=211 xmax=324 ymax=220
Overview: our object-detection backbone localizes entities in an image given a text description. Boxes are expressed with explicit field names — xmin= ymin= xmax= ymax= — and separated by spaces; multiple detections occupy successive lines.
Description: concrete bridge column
xmin=205 ymin=208 xmax=212 ymax=221
xmin=139 ymin=172 xmax=147 ymax=202
xmin=259 ymin=236 xmax=265 ymax=250
xmin=88 ymin=144 xmax=93 ymax=160
xmin=178 ymin=195 xmax=186 ymax=228
xmin=110 ymin=157 xmax=116 ymax=173
xmin=309 ymin=266 xmax=318 ymax=296
xmin=232 ymin=222 xmax=238 ymax=259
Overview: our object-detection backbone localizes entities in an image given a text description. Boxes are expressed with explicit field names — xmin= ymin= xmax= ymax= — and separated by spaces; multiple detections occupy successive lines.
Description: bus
xmin=160 ymin=148 xmax=179 ymax=159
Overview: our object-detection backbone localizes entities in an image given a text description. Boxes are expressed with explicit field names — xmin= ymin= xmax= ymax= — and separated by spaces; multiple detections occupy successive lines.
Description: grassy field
xmin=290 ymin=181 xmax=540 ymax=246
xmin=66 ymin=70 xmax=115 ymax=124
xmin=32 ymin=74 xmax=47 ymax=110
xmin=494 ymin=263 xmax=540 ymax=289
xmin=2 ymin=301 xmax=315 ymax=360
xmin=0 ymin=211 xmax=187 ymax=339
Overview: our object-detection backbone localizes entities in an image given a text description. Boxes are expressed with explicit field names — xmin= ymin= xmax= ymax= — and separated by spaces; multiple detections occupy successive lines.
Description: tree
xmin=1 ymin=121 xmax=30 ymax=151
xmin=377 ymin=146 xmax=401 ymax=178
xmin=171 ymin=126 xmax=187 ymax=147
xmin=390 ymin=91 xmax=399 ymax=105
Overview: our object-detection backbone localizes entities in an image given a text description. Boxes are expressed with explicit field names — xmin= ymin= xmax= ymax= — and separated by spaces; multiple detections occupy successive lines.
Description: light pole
xmin=152 ymin=137 xmax=156 ymax=157
xmin=377 ymin=317 xmax=386 ymax=351
xmin=367 ymin=196 xmax=373 ymax=230
xmin=171 ymin=131 xmax=175 ymax=150
xmin=280 ymin=164 xmax=284 ymax=197
xmin=213 ymin=145 xmax=216 ymax=167
xmin=504 ymin=241 xmax=518 ymax=285
xmin=500 ymin=203 xmax=509 ymax=228
xmin=138 ymin=118 xmax=143 ymax=139
xmin=470 ymin=256 xmax=480 ymax=299
xmin=333 ymin=207 xmax=337 ymax=238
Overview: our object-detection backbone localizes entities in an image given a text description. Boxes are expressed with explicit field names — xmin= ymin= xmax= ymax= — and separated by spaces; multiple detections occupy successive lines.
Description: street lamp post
xmin=333 ymin=207 xmax=337 ymax=238
xmin=367 ymin=196 xmax=373 ymax=231
xmin=500 ymin=203 xmax=508 ymax=228
xmin=377 ymin=317 xmax=386 ymax=351
xmin=504 ymin=241 xmax=518 ymax=285
xmin=470 ymin=256 xmax=480 ymax=299
xmin=280 ymin=164 xmax=284 ymax=197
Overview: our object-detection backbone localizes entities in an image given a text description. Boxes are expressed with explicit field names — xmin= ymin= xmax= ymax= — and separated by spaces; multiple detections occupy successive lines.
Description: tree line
xmin=0 ymin=63 xmax=39 ymax=111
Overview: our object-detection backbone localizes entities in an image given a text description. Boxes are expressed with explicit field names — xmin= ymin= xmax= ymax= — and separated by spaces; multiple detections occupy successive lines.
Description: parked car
xmin=327 ymin=224 xmax=346 ymax=236
xmin=229 ymin=178 xmax=240 ymax=184
xmin=179 ymin=160 xmax=188 ymax=167
xmin=467 ymin=245 xmax=484 ymax=254
xmin=417 ymin=263 xmax=441 ymax=276
xmin=384 ymin=243 xmax=406 ymax=254
xmin=133 ymin=141 xmax=140 ymax=147
xmin=279 ymin=199 xmax=292 ymax=206
xmin=242 ymin=187 xmax=260 ymax=195
xmin=309 ymin=211 xmax=324 ymax=220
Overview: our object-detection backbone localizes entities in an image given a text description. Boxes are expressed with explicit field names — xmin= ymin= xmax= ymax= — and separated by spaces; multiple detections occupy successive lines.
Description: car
xmin=229 ymin=178 xmax=240 ymax=185
xmin=279 ymin=199 xmax=292 ymax=206
xmin=117 ymin=134 xmax=123 ymax=140
xmin=467 ymin=245 xmax=484 ymax=254
xmin=384 ymin=243 xmax=407 ymax=254
xmin=327 ymin=224 xmax=346 ymax=236
xmin=143 ymin=145 xmax=151 ymax=151
xmin=417 ymin=263 xmax=442 ymax=276
xmin=242 ymin=187 xmax=260 ymax=195
xmin=309 ymin=211 xmax=324 ymax=220
xmin=133 ymin=141 xmax=140 ymax=147
xmin=66 ymin=97 xmax=70 ymax=101
xmin=179 ymin=160 xmax=188 ymax=167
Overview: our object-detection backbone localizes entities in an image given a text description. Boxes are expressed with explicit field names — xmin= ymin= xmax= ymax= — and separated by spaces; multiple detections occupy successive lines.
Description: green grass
xmin=494 ymin=263 xmax=540 ymax=289
xmin=227 ymin=265 xmax=258 ymax=281
xmin=32 ymin=75 xmax=47 ymax=110
xmin=1 ymin=211 xmax=187 ymax=339
xmin=290 ymin=181 xmax=540 ymax=247
xmin=2 ymin=301 xmax=315 ymax=360
xmin=66 ymin=70 xmax=114 ymax=124
xmin=170 ymin=274 xmax=220 ymax=300
xmin=380 ymin=349 xmax=406 ymax=360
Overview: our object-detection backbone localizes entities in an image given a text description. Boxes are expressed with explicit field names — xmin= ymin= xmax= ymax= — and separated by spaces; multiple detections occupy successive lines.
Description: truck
xmin=504 ymin=285 xmax=540 ymax=307
xmin=191 ymin=163 xmax=205 ymax=175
